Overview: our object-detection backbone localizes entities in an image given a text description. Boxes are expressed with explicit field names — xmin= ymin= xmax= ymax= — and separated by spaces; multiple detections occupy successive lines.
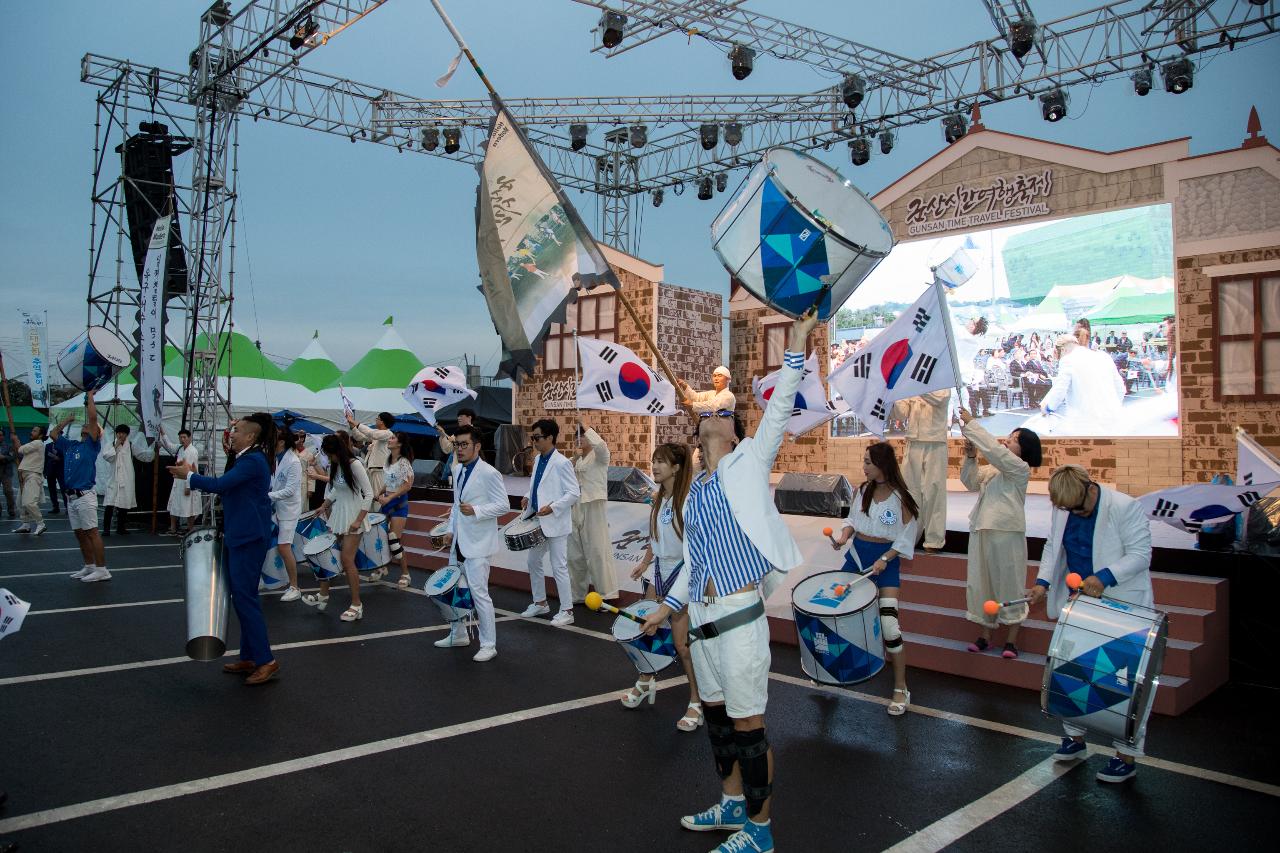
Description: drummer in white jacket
xmin=100 ymin=424 xmax=155 ymax=536
xmin=519 ymin=418 xmax=581 ymax=626
xmin=1028 ymin=464 xmax=1155 ymax=784
xmin=269 ymin=430 xmax=305 ymax=602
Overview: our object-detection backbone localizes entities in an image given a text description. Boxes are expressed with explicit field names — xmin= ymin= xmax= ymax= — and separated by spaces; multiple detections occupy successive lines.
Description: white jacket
xmin=99 ymin=436 xmax=155 ymax=508
xmin=686 ymin=386 xmax=737 ymax=415
xmin=1041 ymin=346 xmax=1125 ymax=433
xmin=269 ymin=449 xmax=305 ymax=522
xmin=1036 ymin=486 xmax=1153 ymax=619
xmin=525 ymin=449 xmax=580 ymax=538
xmin=449 ymin=457 xmax=510 ymax=558
xmin=574 ymin=428 xmax=610 ymax=504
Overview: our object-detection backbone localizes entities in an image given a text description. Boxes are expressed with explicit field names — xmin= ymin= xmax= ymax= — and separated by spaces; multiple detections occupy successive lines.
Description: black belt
xmin=69 ymin=488 xmax=94 ymax=498
xmin=689 ymin=599 xmax=765 ymax=641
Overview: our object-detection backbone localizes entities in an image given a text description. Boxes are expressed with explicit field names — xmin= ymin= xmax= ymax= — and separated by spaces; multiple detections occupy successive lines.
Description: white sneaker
xmin=80 ymin=568 xmax=112 ymax=583
xmin=33 ymin=522 xmax=46 ymax=536
xmin=520 ymin=602 xmax=551 ymax=618
xmin=434 ymin=631 xmax=470 ymax=648
xmin=472 ymin=646 xmax=497 ymax=662
xmin=550 ymin=610 xmax=575 ymax=627
xmin=12 ymin=524 xmax=30 ymax=534
xmin=280 ymin=587 xmax=302 ymax=602
xmin=71 ymin=566 xmax=93 ymax=579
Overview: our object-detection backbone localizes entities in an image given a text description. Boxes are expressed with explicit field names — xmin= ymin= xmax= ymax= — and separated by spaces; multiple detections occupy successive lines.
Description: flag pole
xmin=428 ymin=0 xmax=500 ymax=99
xmin=0 ymin=353 xmax=19 ymax=444
xmin=931 ymin=273 xmax=967 ymax=426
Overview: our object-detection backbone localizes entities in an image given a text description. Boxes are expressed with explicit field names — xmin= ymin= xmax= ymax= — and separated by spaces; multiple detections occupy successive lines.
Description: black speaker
xmin=118 ymin=131 xmax=191 ymax=298
xmin=773 ymin=472 xmax=853 ymax=518
xmin=607 ymin=466 xmax=657 ymax=503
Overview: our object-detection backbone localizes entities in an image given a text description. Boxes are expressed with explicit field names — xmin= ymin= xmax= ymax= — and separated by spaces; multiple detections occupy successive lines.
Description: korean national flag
xmin=576 ymin=337 xmax=675 ymax=416
xmin=1237 ymin=428 xmax=1280 ymax=491
xmin=0 ymin=588 xmax=31 ymax=640
xmin=402 ymin=365 xmax=477 ymax=426
xmin=934 ymin=236 xmax=979 ymax=289
xmin=753 ymin=353 xmax=848 ymax=436
xmin=1138 ymin=480 xmax=1280 ymax=532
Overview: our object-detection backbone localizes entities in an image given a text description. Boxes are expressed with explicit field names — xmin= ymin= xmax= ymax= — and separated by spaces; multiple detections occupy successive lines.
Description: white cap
xmin=712 ymin=365 xmax=732 ymax=380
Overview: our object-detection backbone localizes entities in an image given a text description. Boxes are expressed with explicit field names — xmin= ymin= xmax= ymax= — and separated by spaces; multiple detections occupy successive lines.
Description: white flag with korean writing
xmin=576 ymin=336 xmax=675 ymax=416
xmin=827 ymin=281 xmax=960 ymax=438
xmin=402 ymin=366 xmax=477 ymax=426
xmin=138 ymin=215 xmax=170 ymax=439
xmin=1139 ymin=480 xmax=1280 ymax=533
xmin=753 ymin=353 xmax=848 ymax=436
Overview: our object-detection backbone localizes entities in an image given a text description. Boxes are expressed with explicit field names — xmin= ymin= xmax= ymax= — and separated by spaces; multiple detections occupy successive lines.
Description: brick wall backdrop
xmin=656 ymin=285 xmax=723 ymax=450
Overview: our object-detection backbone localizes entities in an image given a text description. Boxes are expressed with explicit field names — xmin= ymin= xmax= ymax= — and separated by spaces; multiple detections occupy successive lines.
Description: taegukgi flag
xmin=576 ymin=336 xmax=674 ymax=416
xmin=403 ymin=365 xmax=477 ymax=426
xmin=1237 ymin=428 xmax=1280 ymax=490
xmin=934 ymin=236 xmax=979 ymax=289
xmin=339 ymin=384 xmax=355 ymax=419
xmin=827 ymin=280 xmax=960 ymax=438
xmin=0 ymin=588 xmax=31 ymax=640
xmin=753 ymin=353 xmax=848 ymax=436
xmin=1138 ymin=480 xmax=1280 ymax=533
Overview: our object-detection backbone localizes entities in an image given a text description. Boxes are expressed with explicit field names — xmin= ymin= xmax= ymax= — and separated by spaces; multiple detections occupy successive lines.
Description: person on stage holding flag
xmin=640 ymin=308 xmax=819 ymax=853
xmin=346 ymin=410 xmax=395 ymax=501
xmin=678 ymin=366 xmax=736 ymax=415
xmin=567 ymin=420 xmax=617 ymax=603
xmin=519 ymin=419 xmax=580 ymax=626
xmin=891 ymin=390 xmax=950 ymax=552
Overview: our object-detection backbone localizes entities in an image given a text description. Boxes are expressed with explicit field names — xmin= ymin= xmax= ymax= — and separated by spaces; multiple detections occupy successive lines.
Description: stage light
xmin=841 ymin=73 xmax=865 ymax=110
xmin=729 ymin=43 xmax=755 ymax=80
xmin=672 ymin=181 xmax=685 ymax=197
xmin=697 ymin=177 xmax=713 ymax=200
xmin=1162 ymin=57 xmax=1194 ymax=94
xmin=289 ymin=16 xmax=318 ymax=50
xmin=849 ymin=136 xmax=870 ymax=166
xmin=443 ymin=127 xmax=461 ymax=154
xmin=138 ymin=120 xmax=169 ymax=136
xmin=942 ymin=112 xmax=967 ymax=144
xmin=879 ymin=129 xmax=895 ymax=155
xmin=1008 ymin=18 xmax=1037 ymax=60
xmin=699 ymin=123 xmax=719 ymax=151
xmin=716 ymin=173 xmax=728 ymax=192
xmin=651 ymin=188 xmax=664 ymax=207
xmin=1039 ymin=88 xmax=1068 ymax=122
xmin=421 ymin=126 xmax=439 ymax=151
xmin=570 ymin=123 xmax=588 ymax=151
xmin=629 ymin=124 xmax=647 ymax=149
xmin=1132 ymin=68 xmax=1153 ymax=96
xmin=724 ymin=121 xmax=743 ymax=147
xmin=599 ymin=11 xmax=626 ymax=49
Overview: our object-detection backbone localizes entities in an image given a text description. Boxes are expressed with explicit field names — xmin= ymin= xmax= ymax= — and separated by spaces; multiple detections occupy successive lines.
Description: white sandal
xmin=301 ymin=593 xmax=329 ymax=611
xmin=620 ymin=678 xmax=657 ymax=709
xmin=888 ymin=688 xmax=910 ymax=716
xmin=340 ymin=603 xmax=364 ymax=622
xmin=676 ymin=702 xmax=704 ymax=732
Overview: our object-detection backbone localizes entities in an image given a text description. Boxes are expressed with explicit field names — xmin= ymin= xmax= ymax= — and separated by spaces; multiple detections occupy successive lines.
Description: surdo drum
xmin=58 ymin=326 xmax=131 ymax=392
xmin=611 ymin=599 xmax=677 ymax=676
xmin=356 ymin=512 xmax=389 ymax=571
xmin=182 ymin=527 xmax=231 ymax=661
xmin=711 ymin=148 xmax=894 ymax=320
xmin=296 ymin=510 xmax=342 ymax=580
xmin=425 ymin=564 xmax=474 ymax=623
xmin=503 ymin=516 xmax=545 ymax=552
xmin=791 ymin=570 xmax=885 ymax=685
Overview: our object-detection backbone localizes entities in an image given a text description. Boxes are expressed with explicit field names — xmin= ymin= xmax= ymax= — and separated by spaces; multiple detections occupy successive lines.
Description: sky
xmin=1 ymin=1 xmax=1277 ymax=385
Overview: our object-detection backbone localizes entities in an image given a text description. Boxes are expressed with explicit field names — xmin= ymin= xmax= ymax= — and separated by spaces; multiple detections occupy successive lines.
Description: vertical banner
xmin=19 ymin=310 xmax=49 ymax=410
xmin=139 ymin=215 xmax=170 ymax=439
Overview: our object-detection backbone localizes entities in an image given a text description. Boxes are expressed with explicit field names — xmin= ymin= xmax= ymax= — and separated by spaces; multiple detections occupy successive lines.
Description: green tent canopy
xmin=163 ymin=332 xmax=288 ymax=381
xmin=2 ymin=405 xmax=53 ymax=430
xmin=337 ymin=317 xmax=423 ymax=390
xmin=1083 ymin=277 xmax=1175 ymax=326
xmin=283 ymin=331 xmax=343 ymax=392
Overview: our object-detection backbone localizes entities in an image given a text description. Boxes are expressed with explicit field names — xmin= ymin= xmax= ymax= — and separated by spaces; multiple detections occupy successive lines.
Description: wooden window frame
xmin=543 ymin=288 xmax=618 ymax=376
xmin=1212 ymin=271 xmax=1280 ymax=402
xmin=762 ymin=320 xmax=790 ymax=372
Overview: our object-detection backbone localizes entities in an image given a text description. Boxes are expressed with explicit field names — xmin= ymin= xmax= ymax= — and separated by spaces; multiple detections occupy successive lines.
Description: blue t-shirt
xmin=55 ymin=434 xmax=101 ymax=491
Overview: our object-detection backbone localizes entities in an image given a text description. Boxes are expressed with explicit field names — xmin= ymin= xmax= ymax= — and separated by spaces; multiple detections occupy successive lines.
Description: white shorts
xmin=68 ymin=491 xmax=99 ymax=531
xmin=689 ymin=590 xmax=771 ymax=719
xmin=276 ymin=515 xmax=299 ymax=545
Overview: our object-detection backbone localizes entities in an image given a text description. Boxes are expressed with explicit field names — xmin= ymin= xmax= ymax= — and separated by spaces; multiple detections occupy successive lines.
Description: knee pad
xmin=734 ymin=728 xmax=772 ymax=816
xmin=388 ymin=532 xmax=403 ymax=558
xmin=704 ymin=704 xmax=737 ymax=780
xmin=880 ymin=597 xmax=904 ymax=655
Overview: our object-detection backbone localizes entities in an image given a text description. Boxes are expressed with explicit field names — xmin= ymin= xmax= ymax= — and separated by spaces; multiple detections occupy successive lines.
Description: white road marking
xmin=0 ymin=543 xmax=176 ymax=555
xmin=0 ymin=564 xmax=180 ymax=579
xmin=30 ymin=599 xmax=182 ymax=615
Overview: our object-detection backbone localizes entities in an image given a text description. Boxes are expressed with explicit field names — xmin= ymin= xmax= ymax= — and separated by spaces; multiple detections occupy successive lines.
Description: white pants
xmin=458 ymin=556 xmax=496 ymax=649
xmin=527 ymin=534 xmax=572 ymax=612
xmin=567 ymin=500 xmax=616 ymax=600
xmin=904 ymin=439 xmax=948 ymax=549
xmin=68 ymin=491 xmax=99 ymax=531
xmin=689 ymin=590 xmax=771 ymax=719
xmin=19 ymin=471 xmax=44 ymax=524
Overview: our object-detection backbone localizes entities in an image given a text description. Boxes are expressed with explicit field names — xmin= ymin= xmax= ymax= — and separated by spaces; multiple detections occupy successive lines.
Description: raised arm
xmin=748 ymin=308 xmax=819 ymax=469
xmin=84 ymin=395 xmax=101 ymax=441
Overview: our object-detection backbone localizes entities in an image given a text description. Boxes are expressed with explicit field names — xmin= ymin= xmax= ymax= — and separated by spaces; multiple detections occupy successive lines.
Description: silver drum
xmin=182 ymin=527 xmax=230 ymax=661
xmin=503 ymin=516 xmax=545 ymax=551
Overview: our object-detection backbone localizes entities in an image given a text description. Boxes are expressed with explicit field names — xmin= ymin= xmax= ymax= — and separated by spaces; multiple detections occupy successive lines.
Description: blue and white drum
xmin=791 ymin=570 xmax=884 ymax=685
xmin=57 ymin=326 xmax=131 ymax=392
xmin=425 ymin=564 xmax=473 ymax=623
xmin=260 ymin=521 xmax=291 ymax=590
xmin=711 ymin=148 xmax=894 ymax=320
xmin=356 ymin=512 xmax=389 ymax=571
xmin=611 ymin=599 xmax=676 ymax=676
xmin=293 ymin=510 xmax=340 ymax=580
xmin=1042 ymin=594 xmax=1167 ymax=747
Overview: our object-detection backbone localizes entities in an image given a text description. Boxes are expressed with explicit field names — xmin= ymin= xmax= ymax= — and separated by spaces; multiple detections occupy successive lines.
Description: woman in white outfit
xmin=374 ymin=432 xmax=416 ymax=588
xmin=304 ymin=433 xmax=372 ymax=621
xmin=159 ymin=427 xmax=200 ymax=535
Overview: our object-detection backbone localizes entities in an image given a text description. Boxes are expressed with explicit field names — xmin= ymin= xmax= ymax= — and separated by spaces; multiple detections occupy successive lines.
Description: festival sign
xmin=19 ymin=310 xmax=49 ymax=410
xmin=138 ymin=215 xmax=170 ymax=439
xmin=905 ymin=169 xmax=1054 ymax=236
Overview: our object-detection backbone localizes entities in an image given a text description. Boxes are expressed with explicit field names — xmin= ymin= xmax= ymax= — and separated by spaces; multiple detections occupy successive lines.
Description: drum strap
xmin=688 ymin=599 xmax=765 ymax=642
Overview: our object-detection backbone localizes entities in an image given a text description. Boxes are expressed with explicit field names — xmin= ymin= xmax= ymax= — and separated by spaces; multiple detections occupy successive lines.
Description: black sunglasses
xmin=698 ymin=409 xmax=735 ymax=420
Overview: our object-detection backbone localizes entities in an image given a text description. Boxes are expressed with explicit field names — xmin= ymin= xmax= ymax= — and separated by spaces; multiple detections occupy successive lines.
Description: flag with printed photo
xmin=827 ymin=281 xmax=960 ymax=437
xmin=0 ymin=588 xmax=31 ymax=640
xmin=1237 ymin=428 xmax=1280 ymax=490
xmin=934 ymin=236 xmax=979 ymax=289
xmin=753 ymin=353 xmax=849 ymax=436
xmin=576 ymin=336 xmax=674 ymax=416
xmin=402 ymin=365 xmax=477 ymax=426
xmin=1138 ymin=480 xmax=1280 ymax=533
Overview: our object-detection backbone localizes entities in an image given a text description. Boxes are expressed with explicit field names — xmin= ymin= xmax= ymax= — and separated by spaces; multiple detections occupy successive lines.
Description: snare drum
xmin=58 ymin=326 xmax=131 ymax=392
xmin=791 ymin=570 xmax=884 ymax=685
xmin=356 ymin=515 xmax=389 ymax=571
xmin=503 ymin=516 xmax=545 ymax=551
xmin=712 ymin=148 xmax=894 ymax=320
xmin=260 ymin=522 xmax=290 ymax=590
xmin=1042 ymin=594 xmax=1167 ymax=747
xmin=611 ymin=599 xmax=676 ymax=676
xmin=427 ymin=521 xmax=451 ymax=550
xmin=425 ymin=564 xmax=473 ymax=623
xmin=303 ymin=532 xmax=342 ymax=580
xmin=295 ymin=510 xmax=342 ymax=580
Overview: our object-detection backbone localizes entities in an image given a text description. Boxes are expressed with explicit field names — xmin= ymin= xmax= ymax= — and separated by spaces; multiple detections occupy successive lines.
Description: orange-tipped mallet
xmin=985 ymin=597 xmax=1030 ymax=615
xmin=1066 ymin=572 xmax=1083 ymax=591
xmin=822 ymin=526 xmax=840 ymax=548
xmin=585 ymin=591 xmax=644 ymax=624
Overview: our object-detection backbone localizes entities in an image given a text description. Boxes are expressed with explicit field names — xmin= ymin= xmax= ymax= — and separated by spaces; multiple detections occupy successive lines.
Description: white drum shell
xmin=425 ymin=564 xmax=473 ymax=623
xmin=611 ymin=599 xmax=676 ymax=676
xmin=57 ymin=326 xmax=131 ymax=392
xmin=791 ymin=570 xmax=885 ymax=685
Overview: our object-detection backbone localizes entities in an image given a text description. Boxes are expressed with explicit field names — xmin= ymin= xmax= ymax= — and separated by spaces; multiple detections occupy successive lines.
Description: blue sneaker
xmin=1096 ymin=756 xmax=1137 ymax=783
xmin=1052 ymin=737 xmax=1087 ymax=762
xmin=714 ymin=821 xmax=774 ymax=853
xmin=681 ymin=799 xmax=746 ymax=833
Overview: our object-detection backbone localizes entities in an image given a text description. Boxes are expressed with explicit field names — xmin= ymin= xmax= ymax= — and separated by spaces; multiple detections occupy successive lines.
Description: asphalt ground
xmin=0 ymin=505 xmax=1276 ymax=852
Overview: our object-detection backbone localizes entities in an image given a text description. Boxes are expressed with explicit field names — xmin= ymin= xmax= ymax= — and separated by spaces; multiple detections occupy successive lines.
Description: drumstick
xmin=983 ymin=598 xmax=1030 ymax=616
xmin=584 ymin=591 xmax=644 ymax=624
xmin=821 ymin=526 xmax=840 ymax=548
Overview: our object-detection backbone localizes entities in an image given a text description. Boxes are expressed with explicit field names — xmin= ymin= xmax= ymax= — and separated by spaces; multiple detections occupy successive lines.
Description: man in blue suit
xmin=170 ymin=413 xmax=279 ymax=685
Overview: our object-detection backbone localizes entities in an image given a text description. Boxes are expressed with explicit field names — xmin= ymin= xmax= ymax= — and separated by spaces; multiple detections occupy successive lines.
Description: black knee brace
xmin=734 ymin=728 xmax=772 ymax=816
xmin=704 ymin=704 xmax=737 ymax=780
xmin=389 ymin=531 xmax=403 ymax=559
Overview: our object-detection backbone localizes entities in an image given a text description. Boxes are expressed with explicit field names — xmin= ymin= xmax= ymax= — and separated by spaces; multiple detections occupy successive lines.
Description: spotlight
xmin=421 ymin=126 xmax=439 ymax=151
xmin=942 ymin=112 xmax=967 ymax=144
xmin=1039 ymin=88 xmax=1068 ymax=122
xmin=697 ymin=176 xmax=713 ymax=200
xmin=1008 ymin=18 xmax=1037 ymax=60
xmin=729 ymin=43 xmax=755 ymax=80
xmin=878 ymin=129 xmax=895 ymax=155
xmin=724 ymin=121 xmax=743 ymax=147
xmin=138 ymin=120 xmax=169 ymax=136
xmin=599 ymin=11 xmax=626 ymax=49
xmin=629 ymin=124 xmax=647 ymax=149
xmin=849 ymin=136 xmax=870 ymax=166
xmin=651 ymin=188 xmax=664 ymax=208
xmin=841 ymin=73 xmax=865 ymax=110
xmin=289 ymin=16 xmax=318 ymax=50
xmin=1132 ymin=67 xmax=1153 ymax=96
xmin=443 ymin=127 xmax=461 ymax=154
xmin=1162 ymin=57 xmax=1194 ymax=94
xmin=699 ymin=123 xmax=719 ymax=151
xmin=672 ymin=181 xmax=685 ymax=197
xmin=716 ymin=173 xmax=728 ymax=192
xmin=570 ymin=123 xmax=588 ymax=151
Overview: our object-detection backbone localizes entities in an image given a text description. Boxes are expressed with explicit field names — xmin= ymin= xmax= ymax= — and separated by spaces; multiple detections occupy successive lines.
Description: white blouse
xmin=652 ymin=494 xmax=684 ymax=563
xmin=841 ymin=486 xmax=917 ymax=560
xmin=382 ymin=457 xmax=414 ymax=495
